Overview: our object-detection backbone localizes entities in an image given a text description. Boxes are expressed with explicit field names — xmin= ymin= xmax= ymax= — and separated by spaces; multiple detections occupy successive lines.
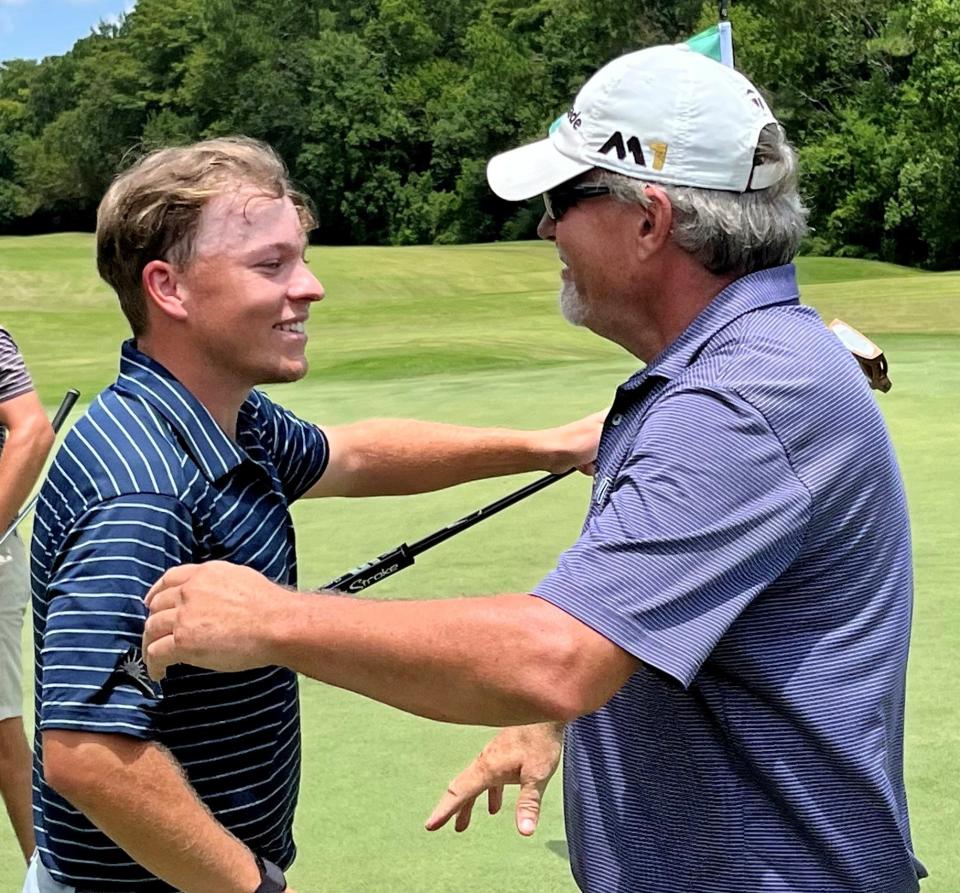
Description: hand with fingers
xmin=541 ymin=410 xmax=607 ymax=476
xmin=425 ymin=722 xmax=564 ymax=837
xmin=142 ymin=561 xmax=289 ymax=680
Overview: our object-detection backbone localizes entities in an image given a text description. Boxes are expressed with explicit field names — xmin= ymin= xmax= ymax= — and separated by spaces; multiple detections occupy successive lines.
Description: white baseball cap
xmin=486 ymin=43 xmax=786 ymax=200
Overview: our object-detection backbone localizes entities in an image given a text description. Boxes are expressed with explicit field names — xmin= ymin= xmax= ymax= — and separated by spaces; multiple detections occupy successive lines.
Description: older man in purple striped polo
xmin=144 ymin=45 xmax=925 ymax=893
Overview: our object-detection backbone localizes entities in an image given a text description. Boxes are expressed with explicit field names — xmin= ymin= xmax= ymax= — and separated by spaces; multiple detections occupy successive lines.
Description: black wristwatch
xmin=254 ymin=854 xmax=286 ymax=893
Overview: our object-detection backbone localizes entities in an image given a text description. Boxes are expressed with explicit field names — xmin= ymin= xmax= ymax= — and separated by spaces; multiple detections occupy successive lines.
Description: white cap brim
xmin=486 ymin=138 xmax=593 ymax=202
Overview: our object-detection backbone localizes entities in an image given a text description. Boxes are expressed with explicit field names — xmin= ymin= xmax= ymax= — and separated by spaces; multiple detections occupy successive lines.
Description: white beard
xmin=559 ymin=278 xmax=588 ymax=327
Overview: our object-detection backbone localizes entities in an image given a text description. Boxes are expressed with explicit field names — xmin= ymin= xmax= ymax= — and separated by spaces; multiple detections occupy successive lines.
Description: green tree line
xmin=1 ymin=0 xmax=959 ymax=267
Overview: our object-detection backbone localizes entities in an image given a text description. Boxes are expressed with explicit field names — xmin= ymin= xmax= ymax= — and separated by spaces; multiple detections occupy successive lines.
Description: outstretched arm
xmin=306 ymin=412 xmax=603 ymax=498
xmin=143 ymin=561 xmax=639 ymax=727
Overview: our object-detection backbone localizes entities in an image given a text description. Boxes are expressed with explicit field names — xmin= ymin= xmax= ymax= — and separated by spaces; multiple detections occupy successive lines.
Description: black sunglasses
xmin=542 ymin=184 xmax=611 ymax=221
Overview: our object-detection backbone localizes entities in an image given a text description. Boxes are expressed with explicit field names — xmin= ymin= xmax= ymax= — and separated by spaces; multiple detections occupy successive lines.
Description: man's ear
xmin=635 ymin=187 xmax=674 ymax=262
xmin=142 ymin=260 xmax=188 ymax=322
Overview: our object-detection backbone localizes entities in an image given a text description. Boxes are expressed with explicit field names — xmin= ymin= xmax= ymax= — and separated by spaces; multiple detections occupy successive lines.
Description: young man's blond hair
xmin=96 ymin=136 xmax=316 ymax=336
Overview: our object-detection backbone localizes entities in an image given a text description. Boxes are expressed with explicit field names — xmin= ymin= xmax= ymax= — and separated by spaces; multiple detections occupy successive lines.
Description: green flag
xmin=686 ymin=21 xmax=734 ymax=67
xmin=686 ymin=24 xmax=722 ymax=62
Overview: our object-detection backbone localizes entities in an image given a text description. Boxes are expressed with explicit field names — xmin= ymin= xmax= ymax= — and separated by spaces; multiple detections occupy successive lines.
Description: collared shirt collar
xmin=620 ymin=264 xmax=801 ymax=392
xmin=114 ymin=339 xmax=247 ymax=482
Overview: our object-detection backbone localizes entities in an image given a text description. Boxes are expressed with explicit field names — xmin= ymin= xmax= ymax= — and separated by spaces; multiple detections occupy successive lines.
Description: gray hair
xmin=592 ymin=124 xmax=808 ymax=277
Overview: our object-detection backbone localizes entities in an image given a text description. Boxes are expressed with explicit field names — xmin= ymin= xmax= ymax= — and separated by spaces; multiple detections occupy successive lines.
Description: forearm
xmin=44 ymin=732 xmax=260 ymax=893
xmin=0 ymin=413 xmax=55 ymax=528
xmin=144 ymin=563 xmax=639 ymax=726
xmin=311 ymin=408 xmax=608 ymax=499
xmin=319 ymin=418 xmax=561 ymax=497
xmin=269 ymin=592 xmax=591 ymax=725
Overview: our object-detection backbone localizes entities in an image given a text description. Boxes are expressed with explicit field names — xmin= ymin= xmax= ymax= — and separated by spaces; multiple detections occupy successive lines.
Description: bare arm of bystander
xmin=0 ymin=390 xmax=54 ymax=530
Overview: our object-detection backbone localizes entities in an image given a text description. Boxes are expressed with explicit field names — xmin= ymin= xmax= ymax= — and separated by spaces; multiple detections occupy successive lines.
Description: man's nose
xmin=537 ymin=212 xmax=556 ymax=241
xmin=291 ymin=262 xmax=325 ymax=302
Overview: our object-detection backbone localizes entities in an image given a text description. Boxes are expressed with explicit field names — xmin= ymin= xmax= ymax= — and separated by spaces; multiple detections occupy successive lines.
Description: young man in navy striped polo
xmin=25 ymin=137 xmax=602 ymax=893
xmin=144 ymin=47 xmax=925 ymax=893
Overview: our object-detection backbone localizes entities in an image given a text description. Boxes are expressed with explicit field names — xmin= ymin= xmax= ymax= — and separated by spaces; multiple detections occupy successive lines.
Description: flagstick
xmin=718 ymin=2 xmax=734 ymax=67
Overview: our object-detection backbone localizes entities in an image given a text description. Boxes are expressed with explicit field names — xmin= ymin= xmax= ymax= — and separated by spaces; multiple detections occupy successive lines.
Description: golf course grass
xmin=1 ymin=233 xmax=957 ymax=891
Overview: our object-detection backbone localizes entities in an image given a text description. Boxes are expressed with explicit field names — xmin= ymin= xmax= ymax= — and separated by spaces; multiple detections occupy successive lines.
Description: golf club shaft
xmin=321 ymin=326 xmax=886 ymax=596
xmin=408 ymin=468 xmax=575 ymax=554
xmin=322 ymin=468 xmax=576 ymax=593
xmin=0 ymin=389 xmax=81 ymax=548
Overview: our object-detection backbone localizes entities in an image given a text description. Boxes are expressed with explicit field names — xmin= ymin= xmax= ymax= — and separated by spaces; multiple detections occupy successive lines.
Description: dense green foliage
xmin=2 ymin=0 xmax=960 ymax=266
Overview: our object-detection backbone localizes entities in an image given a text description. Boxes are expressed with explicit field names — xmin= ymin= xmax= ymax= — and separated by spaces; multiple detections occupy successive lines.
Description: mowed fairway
xmin=1 ymin=233 xmax=958 ymax=891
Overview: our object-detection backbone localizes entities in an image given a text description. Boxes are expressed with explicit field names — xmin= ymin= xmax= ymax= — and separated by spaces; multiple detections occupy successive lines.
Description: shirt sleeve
xmin=0 ymin=328 xmax=34 ymax=403
xmin=533 ymin=387 xmax=812 ymax=688
xmin=39 ymin=493 xmax=194 ymax=738
xmin=253 ymin=390 xmax=330 ymax=502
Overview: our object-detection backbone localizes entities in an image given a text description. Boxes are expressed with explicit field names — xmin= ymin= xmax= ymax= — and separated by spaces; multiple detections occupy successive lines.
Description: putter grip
xmin=51 ymin=389 xmax=81 ymax=432
xmin=322 ymin=545 xmax=415 ymax=594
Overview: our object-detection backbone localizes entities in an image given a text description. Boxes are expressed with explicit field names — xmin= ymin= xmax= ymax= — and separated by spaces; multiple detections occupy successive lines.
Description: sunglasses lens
xmin=542 ymin=185 xmax=608 ymax=222
xmin=542 ymin=192 xmax=556 ymax=220
xmin=543 ymin=190 xmax=569 ymax=221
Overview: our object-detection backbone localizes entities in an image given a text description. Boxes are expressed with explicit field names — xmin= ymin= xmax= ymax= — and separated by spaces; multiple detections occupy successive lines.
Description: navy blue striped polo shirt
xmin=534 ymin=265 xmax=925 ymax=893
xmin=30 ymin=340 xmax=329 ymax=891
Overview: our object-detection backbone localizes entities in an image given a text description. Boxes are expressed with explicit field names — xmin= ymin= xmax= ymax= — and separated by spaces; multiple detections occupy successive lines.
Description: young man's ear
xmin=142 ymin=260 xmax=188 ymax=322
xmin=635 ymin=187 xmax=674 ymax=262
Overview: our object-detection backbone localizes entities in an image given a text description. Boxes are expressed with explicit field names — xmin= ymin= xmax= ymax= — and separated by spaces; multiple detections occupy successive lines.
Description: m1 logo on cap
xmin=599 ymin=132 xmax=669 ymax=171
